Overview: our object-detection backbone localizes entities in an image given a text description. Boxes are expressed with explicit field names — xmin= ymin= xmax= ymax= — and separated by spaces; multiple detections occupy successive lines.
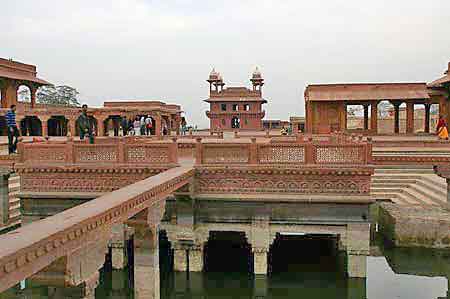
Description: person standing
xmin=6 ymin=105 xmax=20 ymax=154
xmin=145 ymin=115 xmax=153 ymax=135
xmin=140 ymin=116 xmax=146 ymax=136
xmin=181 ymin=117 xmax=187 ymax=136
xmin=77 ymin=104 xmax=94 ymax=143
xmin=133 ymin=117 xmax=141 ymax=136
xmin=436 ymin=114 xmax=449 ymax=140
xmin=121 ymin=116 xmax=128 ymax=136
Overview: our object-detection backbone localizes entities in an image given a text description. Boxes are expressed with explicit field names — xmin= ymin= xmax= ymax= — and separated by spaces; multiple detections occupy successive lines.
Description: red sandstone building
xmin=0 ymin=58 xmax=183 ymax=137
xmin=304 ymin=62 xmax=450 ymax=135
xmin=205 ymin=68 xmax=267 ymax=131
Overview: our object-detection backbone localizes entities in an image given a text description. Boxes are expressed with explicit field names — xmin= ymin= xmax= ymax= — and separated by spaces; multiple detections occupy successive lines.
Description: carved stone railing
xmin=0 ymin=165 xmax=195 ymax=292
xmin=195 ymin=136 xmax=372 ymax=166
xmin=17 ymin=138 xmax=178 ymax=165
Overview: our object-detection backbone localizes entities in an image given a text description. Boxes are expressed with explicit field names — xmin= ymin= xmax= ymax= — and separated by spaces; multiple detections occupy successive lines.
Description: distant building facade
xmin=205 ymin=68 xmax=267 ymax=131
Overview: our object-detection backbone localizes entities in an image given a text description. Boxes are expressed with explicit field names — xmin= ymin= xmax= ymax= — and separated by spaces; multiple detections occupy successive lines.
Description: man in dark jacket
xmin=77 ymin=104 xmax=93 ymax=143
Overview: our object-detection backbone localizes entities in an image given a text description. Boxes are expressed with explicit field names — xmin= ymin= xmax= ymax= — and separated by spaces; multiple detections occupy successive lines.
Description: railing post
xmin=195 ymin=138 xmax=202 ymax=165
xmin=249 ymin=138 xmax=258 ymax=164
xmin=265 ymin=129 xmax=270 ymax=138
xmin=305 ymin=137 xmax=314 ymax=164
xmin=66 ymin=138 xmax=74 ymax=164
xmin=170 ymin=137 xmax=178 ymax=163
xmin=118 ymin=137 xmax=125 ymax=163
xmin=234 ymin=131 xmax=239 ymax=139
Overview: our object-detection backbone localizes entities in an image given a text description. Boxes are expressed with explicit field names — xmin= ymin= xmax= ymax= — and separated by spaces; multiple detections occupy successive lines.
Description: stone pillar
xmin=0 ymin=171 xmax=10 ymax=225
xmin=424 ymin=103 xmax=431 ymax=133
xmin=0 ymin=87 xmax=6 ymax=109
xmin=81 ymin=272 xmax=99 ymax=299
xmin=30 ymin=86 xmax=37 ymax=109
xmin=111 ymin=224 xmax=128 ymax=270
xmin=155 ymin=114 xmax=162 ymax=137
xmin=133 ymin=224 xmax=160 ymax=299
xmin=97 ymin=118 xmax=105 ymax=137
xmin=370 ymin=101 xmax=378 ymax=134
xmin=392 ymin=102 xmax=401 ymax=134
xmin=248 ymin=218 xmax=272 ymax=275
xmin=68 ymin=118 xmax=77 ymax=137
xmin=363 ymin=104 xmax=369 ymax=130
xmin=189 ymin=245 xmax=204 ymax=272
xmin=253 ymin=248 xmax=268 ymax=275
xmin=346 ymin=223 xmax=370 ymax=278
xmin=173 ymin=246 xmax=187 ymax=272
xmin=406 ymin=102 xmax=414 ymax=134
xmin=41 ymin=117 xmax=49 ymax=137
xmin=4 ymin=81 xmax=18 ymax=109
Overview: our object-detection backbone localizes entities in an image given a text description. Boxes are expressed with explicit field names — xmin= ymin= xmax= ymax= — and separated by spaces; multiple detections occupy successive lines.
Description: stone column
xmin=68 ymin=117 xmax=77 ymax=137
xmin=155 ymin=114 xmax=162 ymax=137
xmin=253 ymin=247 xmax=268 ymax=275
xmin=346 ymin=223 xmax=370 ymax=278
xmin=363 ymin=104 xmax=369 ymax=130
xmin=30 ymin=86 xmax=37 ymax=109
xmin=248 ymin=218 xmax=272 ymax=275
xmin=424 ymin=103 xmax=431 ymax=133
xmin=370 ymin=101 xmax=378 ymax=134
xmin=4 ymin=81 xmax=18 ymax=108
xmin=97 ymin=118 xmax=105 ymax=137
xmin=81 ymin=272 xmax=99 ymax=299
xmin=189 ymin=245 xmax=204 ymax=272
xmin=111 ymin=224 xmax=128 ymax=270
xmin=392 ymin=101 xmax=401 ymax=134
xmin=173 ymin=245 xmax=187 ymax=272
xmin=0 ymin=171 xmax=10 ymax=225
xmin=133 ymin=224 xmax=160 ymax=299
xmin=41 ymin=117 xmax=49 ymax=137
xmin=406 ymin=102 xmax=414 ymax=134
xmin=0 ymin=87 xmax=6 ymax=109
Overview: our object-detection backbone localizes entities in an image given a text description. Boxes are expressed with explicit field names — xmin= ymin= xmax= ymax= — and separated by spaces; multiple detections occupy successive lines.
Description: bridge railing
xmin=0 ymin=164 xmax=195 ymax=292
xmin=195 ymin=136 xmax=372 ymax=165
xmin=17 ymin=138 xmax=178 ymax=165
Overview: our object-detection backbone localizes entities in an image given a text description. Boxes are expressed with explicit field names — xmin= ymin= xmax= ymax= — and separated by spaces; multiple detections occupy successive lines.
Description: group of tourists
xmin=121 ymin=115 xmax=154 ymax=136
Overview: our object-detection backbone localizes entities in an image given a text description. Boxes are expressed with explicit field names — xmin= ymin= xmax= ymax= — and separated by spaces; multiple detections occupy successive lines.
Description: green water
xmin=4 ymin=240 xmax=449 ymax=298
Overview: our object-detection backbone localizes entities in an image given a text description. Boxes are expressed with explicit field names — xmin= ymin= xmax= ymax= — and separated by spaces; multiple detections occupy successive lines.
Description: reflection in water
xmin=3 ymin=237 xmax=448 ymax=298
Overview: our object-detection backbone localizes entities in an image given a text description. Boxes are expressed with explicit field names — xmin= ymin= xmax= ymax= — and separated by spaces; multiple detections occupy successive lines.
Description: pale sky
xmin=2 ymin=0 xmax=449 ymax=128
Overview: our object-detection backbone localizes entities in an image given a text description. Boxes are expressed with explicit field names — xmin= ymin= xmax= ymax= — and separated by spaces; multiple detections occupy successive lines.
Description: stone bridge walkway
xmin=0 ymin=162 xmax=194 ymax=293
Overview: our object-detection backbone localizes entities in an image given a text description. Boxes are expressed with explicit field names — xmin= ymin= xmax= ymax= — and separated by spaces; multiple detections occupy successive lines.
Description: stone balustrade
xmin=0 ymin=164 xmax=194 ymax=293
xmin=17 ymin=138 xmax=178 ymax=165
xmin=195 ymin=136 xmax=372 ymax=166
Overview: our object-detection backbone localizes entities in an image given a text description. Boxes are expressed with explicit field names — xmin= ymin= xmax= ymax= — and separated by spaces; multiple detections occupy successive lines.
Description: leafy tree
xmin=36 ymin=85 xmax=80 ymax=106
xmin=17 ymin=86 xmax=31 ymax=102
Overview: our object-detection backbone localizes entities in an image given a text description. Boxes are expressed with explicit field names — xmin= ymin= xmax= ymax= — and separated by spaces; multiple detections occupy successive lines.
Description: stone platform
xmin=379 ymin=203 xmax=450 ymax=249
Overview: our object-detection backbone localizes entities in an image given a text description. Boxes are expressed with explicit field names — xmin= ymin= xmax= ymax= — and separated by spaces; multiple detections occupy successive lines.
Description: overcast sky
xmin=2 ymin=0 xmax=449 ymax=128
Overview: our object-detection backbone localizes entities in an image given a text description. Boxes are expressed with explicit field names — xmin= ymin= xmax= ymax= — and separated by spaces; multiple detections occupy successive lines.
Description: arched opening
xmin=17 ymin=85 xmax=31 ymax=103
xmin=48 ymin=116 xmax=68 ymax=136
xmin=20 ymin=116 xmax=42 ymax=136
xmin=0 ymin=116 xmax=7 ymax=136
xmin=346 ymin=104 xmax=364 ymax=130
xmin=269 ymin=233 xmax=339 ymax=274
xmin=203 ymin=231 xmax=252 ymax=273
xmin=103 ymin=115 xmax=121 ymax=137
xmin=231 ymin=116 xmax=240 ymax=129
xmin=162 ymin=116 xmax=170 ymax=135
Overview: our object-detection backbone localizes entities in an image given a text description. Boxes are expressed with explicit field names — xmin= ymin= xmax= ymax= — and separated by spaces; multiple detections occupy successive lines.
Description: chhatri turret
xmin=204 ymin=67 xmax=267 ymax=131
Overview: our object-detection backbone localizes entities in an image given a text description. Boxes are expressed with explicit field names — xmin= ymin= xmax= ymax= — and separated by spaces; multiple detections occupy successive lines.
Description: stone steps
xmin=371 ymin=168 xmax=447 ymax=208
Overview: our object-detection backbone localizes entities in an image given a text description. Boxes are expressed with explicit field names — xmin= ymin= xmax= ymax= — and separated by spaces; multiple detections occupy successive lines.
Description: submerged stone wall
xmin=379 ymin=203 xmax=450 ymax=249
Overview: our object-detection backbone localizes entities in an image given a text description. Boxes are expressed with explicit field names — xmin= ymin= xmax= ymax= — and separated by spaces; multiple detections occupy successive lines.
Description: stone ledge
xmin=379 ymin=203 xmax=450 ymax=249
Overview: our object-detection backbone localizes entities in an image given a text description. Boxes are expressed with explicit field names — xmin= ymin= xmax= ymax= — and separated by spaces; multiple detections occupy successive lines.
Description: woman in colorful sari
xmin=436 ymin=115 xmax=449 ymax=140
